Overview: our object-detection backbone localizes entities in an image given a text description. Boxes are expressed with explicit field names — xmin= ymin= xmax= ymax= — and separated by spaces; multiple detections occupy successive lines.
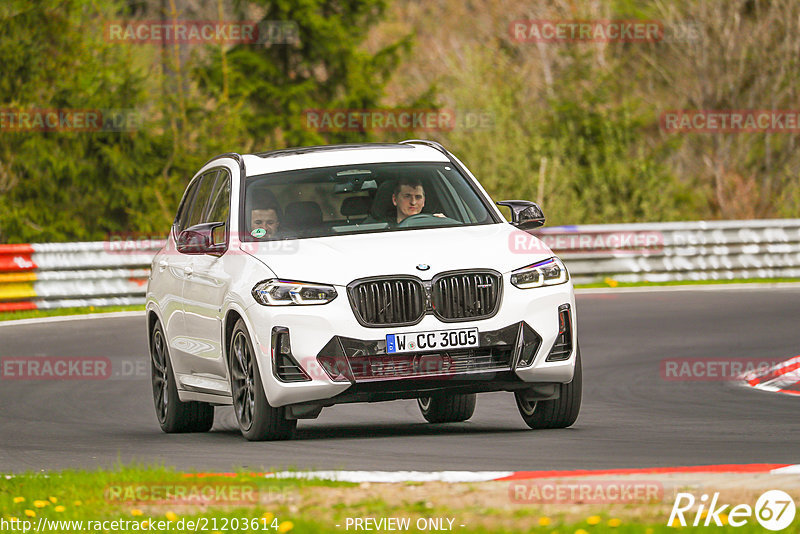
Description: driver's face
xmin=393 ymin=185 xmax=425 ymax=223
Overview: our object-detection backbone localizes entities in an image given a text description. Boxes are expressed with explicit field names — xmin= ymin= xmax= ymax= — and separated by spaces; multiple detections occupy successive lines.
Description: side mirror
xmin=177 ymin=222 xmax=227 ymax=255
xmin=496 ymin=200 xmax=545 ymax=230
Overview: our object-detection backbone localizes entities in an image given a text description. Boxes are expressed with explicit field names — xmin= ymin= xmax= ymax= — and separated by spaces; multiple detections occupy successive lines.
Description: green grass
xmin=0 ymin=465 xmax=355 ymax=533
xmin=0 ymin=466 xmax=795 ymax=533
xmin=575 ymin=277 xmax=800 ymax=289
xmin=0 ymin=305 xmax=143 ymax=322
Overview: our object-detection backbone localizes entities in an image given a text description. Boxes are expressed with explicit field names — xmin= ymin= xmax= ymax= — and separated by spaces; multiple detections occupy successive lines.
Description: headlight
xmin=252 ymin=279 xmax=338 ymax=306
xmin=510 ymin=257 xmax=569 ymax=289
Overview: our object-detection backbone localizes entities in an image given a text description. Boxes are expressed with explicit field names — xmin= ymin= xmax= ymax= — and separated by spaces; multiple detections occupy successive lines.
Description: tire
xmin=150 ymin=321 xmax=214 ymax=433
xmin=515 ymin=346 xmax=582 ymax=429
xmin=229 ymin=319 xmax=296 ymax=441
xmin=417 ymin=393 xmax=476 ymax=423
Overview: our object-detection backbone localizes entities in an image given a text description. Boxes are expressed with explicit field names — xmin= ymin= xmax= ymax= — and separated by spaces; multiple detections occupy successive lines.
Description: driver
xmin=392 ymin=178 xmax=445 ymax=224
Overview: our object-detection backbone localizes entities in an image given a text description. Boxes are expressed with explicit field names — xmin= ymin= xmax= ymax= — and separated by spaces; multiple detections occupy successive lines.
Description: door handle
xmin=183 ymin=265 xmax=193 ymax=276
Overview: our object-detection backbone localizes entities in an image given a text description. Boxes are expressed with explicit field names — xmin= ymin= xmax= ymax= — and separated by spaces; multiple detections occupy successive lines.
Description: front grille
xmin=349 ymin=271 xmax=502 ymax=326
xmin=349 ymin=278 xmax=425 ymax=326
xmin=433 ymin=271 xmax=501 ymax=321
xmin=348 ymin=347 xmax=513 ymax=381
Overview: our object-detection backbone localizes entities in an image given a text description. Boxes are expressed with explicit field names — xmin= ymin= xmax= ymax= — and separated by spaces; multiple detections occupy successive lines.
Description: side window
xmin=175 ymin=178 xmax=201 ymax=233
xmin=205 ymin=171 xmax=231 ymax=224
xmin=183 ymin=170 xmax=219 ymax=230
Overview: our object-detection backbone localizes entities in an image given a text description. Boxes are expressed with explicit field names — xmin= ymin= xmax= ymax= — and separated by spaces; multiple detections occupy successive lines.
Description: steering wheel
xmin=396 ymin=213 xmax=458 ymax=228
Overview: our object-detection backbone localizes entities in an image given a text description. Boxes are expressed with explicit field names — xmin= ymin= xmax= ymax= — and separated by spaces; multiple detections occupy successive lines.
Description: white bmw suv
xmin=146 ymin=140 xmax=581 ymax=440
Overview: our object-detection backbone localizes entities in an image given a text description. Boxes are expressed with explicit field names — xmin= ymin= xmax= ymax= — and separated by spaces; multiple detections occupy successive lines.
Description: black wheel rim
xmin=151 ymin=329 xmax=169 ymax=423
xmin=231 ymin=331 xmax=256 ymax=431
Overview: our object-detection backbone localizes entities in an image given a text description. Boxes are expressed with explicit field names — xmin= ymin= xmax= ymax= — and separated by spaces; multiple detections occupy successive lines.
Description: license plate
xmin=386 ymin=327 xmax=479 ymax=354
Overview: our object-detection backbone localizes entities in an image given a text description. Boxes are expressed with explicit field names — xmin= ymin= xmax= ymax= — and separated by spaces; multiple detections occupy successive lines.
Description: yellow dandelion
xmin=574 ymin=529 xmax=589 ymax=534
xmin=645 ymin=529 xmax=654 ymax=534
xmin=586 ymin=516 xmax=602 ymax=526
xmin=9 ymin=517 xmax=19 ymax=523
xmin=278 ymin=521 xmax=294 ymax=533
xmin=140 ymin=521 xmax=149 ymax=529
xmin=54 ymin=506 xmax=65 ymax=513
xmin=165 ymin=511 xmax=178 ymax=522
xmin=604 ymin=278 xmax=619 ymax=288
xmin=13 ymin=497 xmax=25 ymax=504
xmin=33 ymin=500 xmax=49 ymax=508
xmin=131 ymin=509 xmax=143 ymax=517
xmin=608 ymin=518 xmax=621 ymax=527
xmin=261 ymin=512 xmax=274 ymax=523
xmin=48 ymin=497 xmax=57 ymax=504
xmin=539 ymin=517 xmax=552 ymax=527
xmin=719 ymin=513 xmax=728 ymax=526
xmin=73 ymin=500 xmax=82 ymax=507
xmin=669 ymin=516 xmax=683 ymax=527
xmin=24 ymin=510 xmax=35 ymax=518
xmin=212 ymin=531 xmax=222 ymax=534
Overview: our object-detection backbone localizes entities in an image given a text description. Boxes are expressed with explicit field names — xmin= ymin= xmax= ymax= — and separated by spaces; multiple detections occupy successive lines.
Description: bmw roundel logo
xmin=416 ymin=264 xmax=430 ymax=271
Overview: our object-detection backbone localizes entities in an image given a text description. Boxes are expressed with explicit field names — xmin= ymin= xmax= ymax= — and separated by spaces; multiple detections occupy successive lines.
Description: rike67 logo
xmin=668 ymin=490 xmax=796 ymax=530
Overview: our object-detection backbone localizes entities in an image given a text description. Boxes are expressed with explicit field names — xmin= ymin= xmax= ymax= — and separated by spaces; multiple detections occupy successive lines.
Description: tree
xmin=195 ymin=0 xmax=413 ymax=148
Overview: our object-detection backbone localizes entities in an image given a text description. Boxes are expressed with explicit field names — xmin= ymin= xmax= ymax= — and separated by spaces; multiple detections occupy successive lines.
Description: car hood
xmin=240 ymin=223 xmax=553 ymax=286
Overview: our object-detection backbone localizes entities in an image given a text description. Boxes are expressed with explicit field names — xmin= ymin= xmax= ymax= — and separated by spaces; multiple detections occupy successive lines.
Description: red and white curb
xmin=184 ymin=464 xmax=800 ymax=483
xmin=740 ymin=355 xmax=800 ymax=396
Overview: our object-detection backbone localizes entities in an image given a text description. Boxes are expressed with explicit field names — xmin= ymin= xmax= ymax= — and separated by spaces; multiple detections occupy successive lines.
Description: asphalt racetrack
xmin=1 ymin=287 xmax=798 ymax=473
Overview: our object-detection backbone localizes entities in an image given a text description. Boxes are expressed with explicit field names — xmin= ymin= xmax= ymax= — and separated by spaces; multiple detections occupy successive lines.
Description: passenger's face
xmin=251 ymin=209 xmax=279 ymax=236
xmin=393 ymin=185 xmax=425 ymax=222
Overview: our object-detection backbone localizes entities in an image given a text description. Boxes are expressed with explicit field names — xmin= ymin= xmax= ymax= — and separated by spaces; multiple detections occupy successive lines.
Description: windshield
xmin=242 ymin=162 xmax=499 ymax=241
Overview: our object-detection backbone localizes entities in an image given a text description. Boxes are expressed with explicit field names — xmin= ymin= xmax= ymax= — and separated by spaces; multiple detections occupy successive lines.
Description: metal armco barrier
xmin=0 ymin=241 xmax=163 ymax=312
xmin=531 ymin=218 xmax=800 ymax=285
xmin=0 ymin=219 xmax=798 ymax=311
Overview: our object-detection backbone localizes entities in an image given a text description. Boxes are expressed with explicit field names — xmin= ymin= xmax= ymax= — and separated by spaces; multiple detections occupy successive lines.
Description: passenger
xmin=250 ymin=204 xmax=281 ymax=238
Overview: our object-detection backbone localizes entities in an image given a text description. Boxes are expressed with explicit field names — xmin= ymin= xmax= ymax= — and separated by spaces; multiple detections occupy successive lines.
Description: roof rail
xmin=254 ymin=143 xmax=408 ymax=159
xmin=202 ymin=152 xmax=243 ymax=167
xmin=201 ymin=152 xmax=247 ymax=182
xmin=399 ymin=139 xmax=449 ymax=155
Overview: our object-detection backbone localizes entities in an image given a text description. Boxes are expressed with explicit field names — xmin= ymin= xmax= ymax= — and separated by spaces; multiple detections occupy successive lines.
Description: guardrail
xmin=0 ymin=241 xmax=162 ymax=312
xmin=1 ymin=219 xmax=798 ymax=311
xmin=536 ymin=218 xmax=800 ymax=285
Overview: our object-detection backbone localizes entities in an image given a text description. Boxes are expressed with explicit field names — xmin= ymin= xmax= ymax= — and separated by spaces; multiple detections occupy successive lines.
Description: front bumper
xmin=244 ymin=278 xmax=577 ymax=407
xmin=315 ymin=322 xmax=539 ymax=383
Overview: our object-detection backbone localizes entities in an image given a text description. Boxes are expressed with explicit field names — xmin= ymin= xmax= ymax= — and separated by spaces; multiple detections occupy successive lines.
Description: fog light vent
xmin=271 ymin=327 xmax=311 ymax=382
xmin=546 ymin=304 xmax=573 ymax=362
